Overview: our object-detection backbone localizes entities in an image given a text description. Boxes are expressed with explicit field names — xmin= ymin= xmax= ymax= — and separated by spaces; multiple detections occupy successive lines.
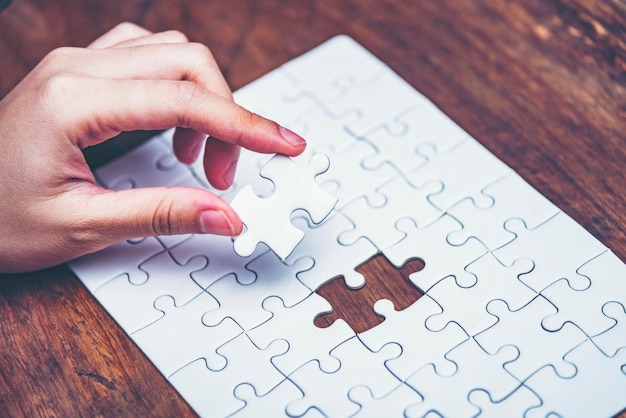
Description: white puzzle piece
xmin=230 ymin=153 xmax=338 ymax=260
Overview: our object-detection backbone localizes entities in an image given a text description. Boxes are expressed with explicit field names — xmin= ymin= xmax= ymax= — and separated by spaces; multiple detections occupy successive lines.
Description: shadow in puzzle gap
xmin=314 ymin=253 xmax=425 ymax=333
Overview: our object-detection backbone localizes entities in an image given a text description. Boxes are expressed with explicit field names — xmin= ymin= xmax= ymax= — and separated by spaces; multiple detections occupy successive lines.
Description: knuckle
xmin=63 ymin=214 xmax=106 ymax=252
xmin=40 ymin=73 xmax=82 ymax=120
xmin=163 ymin=29 xmax=189 ymax=43
xmin=114 ymin=21 xmax=141 ymax=32
xmin=187 ymin=42 xmax=217 ymax=65
xmin=175 ymin=81 xmax=201 ymax=126
xmin=232 ymin=110 xmax=258 ymax=145
xmin=150 ymin=192 xmax=180 ymax=236
xmin=37 ymin=47 xmax=76 ymax=74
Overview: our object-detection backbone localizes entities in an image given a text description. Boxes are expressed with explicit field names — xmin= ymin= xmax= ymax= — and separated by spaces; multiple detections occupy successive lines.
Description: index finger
xmin=55 ymin=75 xmax=306 ymax=155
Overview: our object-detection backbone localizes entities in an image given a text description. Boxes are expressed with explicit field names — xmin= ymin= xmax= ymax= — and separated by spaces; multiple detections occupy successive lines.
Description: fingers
xmin=52 ymin=76 xmax=306 ymax=156
xmin=45 ymin=43 xmax=232 ymax=98
xmin=88 ymin=22 xmax=153 ymax=49
xmin=34 ymin=185 xmax=244 ymax=268
xmin=106 ymin=30 xmax=190 ymax=48
xmin=172 ymin=127 xmax=207 ymax=163
xmin=50 ymin=42 xmax=239 ymax=175
xmin=79 ymin=186 xmax=243 ymax=239
xmin=202 ymin=137 xmax=242 ymax=190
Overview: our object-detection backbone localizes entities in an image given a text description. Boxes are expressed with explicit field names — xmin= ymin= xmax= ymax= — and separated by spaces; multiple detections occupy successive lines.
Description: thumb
xmin=78 ymin=186 xmax=242 ymax=245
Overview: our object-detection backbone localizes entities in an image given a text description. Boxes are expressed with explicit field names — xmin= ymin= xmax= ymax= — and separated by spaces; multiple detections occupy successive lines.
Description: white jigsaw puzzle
xmin=68 ymin=35 xmax=626 ymax=417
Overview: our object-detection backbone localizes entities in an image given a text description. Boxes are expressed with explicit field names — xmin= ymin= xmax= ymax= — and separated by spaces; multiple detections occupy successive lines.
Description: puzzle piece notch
xmin=285 ymin=336 xmax=402 ymax=418
xmin=467 ymin=386 xmax=542 ymax=418
xmin=214 ymin=334 xmax=289 ymax=398
xmin=93 ymin=251 xmax=208 ymax=333
xmin=280 ymin=34 xmax=386 ymax=104
xmin=318 ymin=140 xmax=397 ymax=209
xmin=385 ymin=215 xmax=488 ymax=292
xmin=425 ymin=252 xmax=536 ymax=336
xmin=247 ymin=294 xmax=355 ymax=376
xmin=231 ymin=380 xmax=303 ymax=418
xmin=494 ymin=212 xmax=608 ymax=292
xmin=320 ymin=68 xmax=433 ymax=137
xmin=593 ymin=302 xmax=626 ymax=357
xmin=202 ymin=252 xmax=312 ymax=331
xmin=231 ymin=153 xmax=338 ymax=260
xmin=169 ymin=232 xmax=264 ymax=288
xmin=168 ymin=358 xmax=244 ymax=417
xmin=360 ymin=101 xmax=468 ymax=172
xmin=404 ymin=339 xmax=519 ymax=418
xmin=475 ymin=297 xmax=586 ymax=381
xmin=130 ymin=292 xmax=242 ymax=377
xmin=348 ymin=384 xmax=423 ymax=418
xmin=338 ymin=176 xmax=444 ymax=250
xmin=68 ymin=237 xmax=164 ymax=293
xmin=541 ymin=249 xmax=626 ymax=338
xmin=446 ymin=172 xmax=560 ymax=250
xmin=406 ymin=138 xmax=512 ymax=211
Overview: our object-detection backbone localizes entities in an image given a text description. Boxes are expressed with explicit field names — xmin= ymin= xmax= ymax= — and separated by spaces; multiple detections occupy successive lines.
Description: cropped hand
xmin=0 ymin=22 xmax=306 ymax=273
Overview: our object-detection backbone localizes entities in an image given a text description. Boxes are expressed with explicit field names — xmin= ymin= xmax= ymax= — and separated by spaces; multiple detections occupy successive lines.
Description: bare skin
xmin=0 ymin=22 xmax=306 ymax=273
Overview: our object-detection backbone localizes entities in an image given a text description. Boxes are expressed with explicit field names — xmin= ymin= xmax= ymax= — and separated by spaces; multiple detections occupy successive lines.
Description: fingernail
xmin=279 ymin=126 xmax=306 ymax=147
xmin=199 ymin=210 xmax=236 ymax=235
xmin=223 ymin=160 xmax=237 ymax=187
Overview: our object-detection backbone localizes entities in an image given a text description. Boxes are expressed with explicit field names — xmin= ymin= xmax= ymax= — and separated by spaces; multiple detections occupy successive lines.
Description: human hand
xmin=0 ymin=22 xmax=306 ymax=273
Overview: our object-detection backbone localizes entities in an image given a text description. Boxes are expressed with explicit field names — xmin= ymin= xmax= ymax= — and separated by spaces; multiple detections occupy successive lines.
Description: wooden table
xmin=1 ymin=0 xmax=624 ymax=416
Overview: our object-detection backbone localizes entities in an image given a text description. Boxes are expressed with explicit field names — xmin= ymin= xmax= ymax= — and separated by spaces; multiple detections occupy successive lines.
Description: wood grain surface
xmin=1 ymin=0 xmax=624 ymax=416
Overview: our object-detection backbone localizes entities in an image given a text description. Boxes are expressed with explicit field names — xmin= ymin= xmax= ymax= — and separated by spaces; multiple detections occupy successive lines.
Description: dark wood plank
xmin=0 ymin=0 xmax=624 ymax=416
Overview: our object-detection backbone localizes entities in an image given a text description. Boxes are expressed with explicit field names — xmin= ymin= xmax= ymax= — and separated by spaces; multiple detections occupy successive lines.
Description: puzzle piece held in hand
xmin=230 ymin=153 xmax=338 ymax=260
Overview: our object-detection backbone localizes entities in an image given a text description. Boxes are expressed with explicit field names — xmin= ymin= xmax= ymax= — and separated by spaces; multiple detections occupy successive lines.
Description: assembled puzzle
xmin=70 ymin=35 xmax=626 ymax=417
